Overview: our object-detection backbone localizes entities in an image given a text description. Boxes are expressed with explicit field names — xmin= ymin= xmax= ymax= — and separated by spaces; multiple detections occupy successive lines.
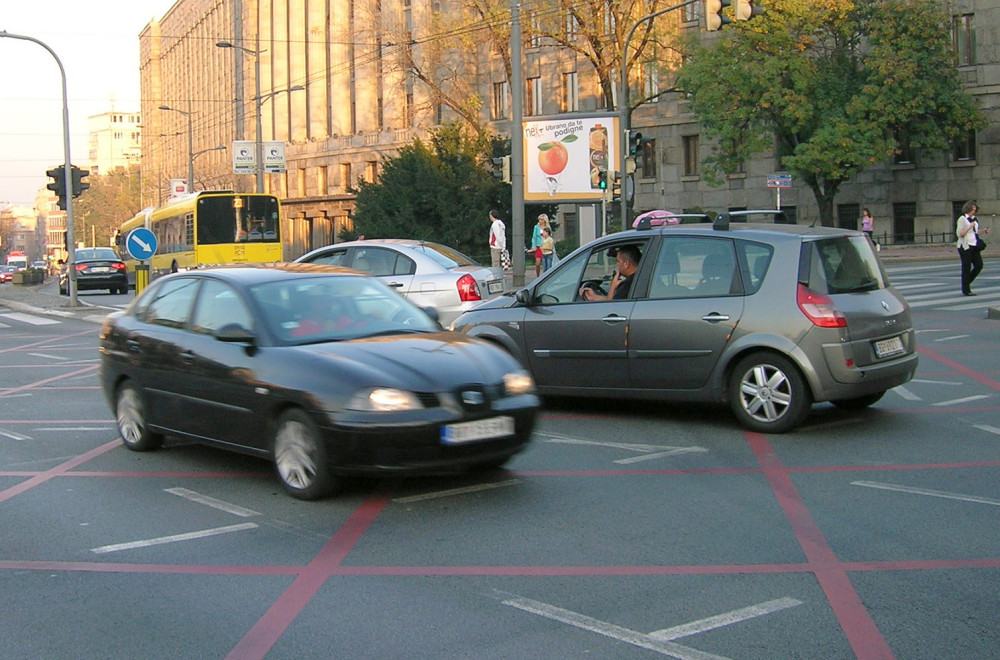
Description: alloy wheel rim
xmin=117 ymin=389 xmax=144 ymax=444
xmin=275 ymin=421 xmax=317 ymax=489
xmin=739 ymin=364 xmax=792 ymax=422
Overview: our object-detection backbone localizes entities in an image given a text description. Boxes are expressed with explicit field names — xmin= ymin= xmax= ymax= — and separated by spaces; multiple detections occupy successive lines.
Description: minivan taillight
xmin=797 ymin=284 xmax=847 ymax=328
xmin=456 ymin=273 xmax=482 ymax=302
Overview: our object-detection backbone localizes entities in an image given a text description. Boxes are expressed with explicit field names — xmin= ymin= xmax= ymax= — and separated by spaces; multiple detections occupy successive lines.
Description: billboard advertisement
xmin=522 ymin=114 xmax=619 ymax=202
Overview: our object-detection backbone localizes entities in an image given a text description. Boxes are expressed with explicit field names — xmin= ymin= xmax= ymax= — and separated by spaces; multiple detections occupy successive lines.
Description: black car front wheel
xmin=728 ymin=352 xmax=811 ymax=434
xmin=273 ymin=409 xmax=337 ymax=500
xmin=115 ymin=382 xmax=163 ymax=451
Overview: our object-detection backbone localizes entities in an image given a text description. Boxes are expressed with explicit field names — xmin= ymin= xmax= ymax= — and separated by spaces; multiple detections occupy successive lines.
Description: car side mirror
xmin=515 ymin=289 xmax=531 ymax=305
xmin=215 ymin=323 xmax=256 ymax=345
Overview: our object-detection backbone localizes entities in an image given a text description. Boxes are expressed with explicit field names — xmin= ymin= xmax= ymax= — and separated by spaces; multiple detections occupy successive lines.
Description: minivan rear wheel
xmin=729 ymin=352 xmax=811 ymax=433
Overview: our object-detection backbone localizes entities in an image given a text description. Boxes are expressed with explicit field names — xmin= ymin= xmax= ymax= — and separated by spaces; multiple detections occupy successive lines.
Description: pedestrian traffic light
xmin=705 ymin=0 xmax=732 ymax=31
xmin=71 ymin=166 xmax=90 ymax=198
xmin=734 ymin=0 xmax=763 ymax=20
xmin=46 ymin=166 xmax=68 ymax=210
xmin=597 ymin=170 xmax=608 ymax=190
xmin=628 ymin=131 xmax=642 ymax=156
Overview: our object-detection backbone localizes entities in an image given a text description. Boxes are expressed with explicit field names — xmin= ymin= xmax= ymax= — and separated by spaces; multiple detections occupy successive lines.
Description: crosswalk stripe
xmin=0 ymin=312 xmax=61 ymax=326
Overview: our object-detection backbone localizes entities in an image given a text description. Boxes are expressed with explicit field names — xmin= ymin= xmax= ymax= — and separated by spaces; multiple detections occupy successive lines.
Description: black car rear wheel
xmin=728 ymin=352 xmax=811 ymax=433
xmin=115 ymin=382 xmax=163 ymax=451
xmin=273 ymin=409 xmax=337 ymax=500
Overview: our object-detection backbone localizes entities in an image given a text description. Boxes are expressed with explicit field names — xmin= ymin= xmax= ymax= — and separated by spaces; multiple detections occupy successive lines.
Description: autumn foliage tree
xmin=676 ymin=0 xmax=984 ymax=226
xmin=72 ymin=165 xmax=142 ymax=247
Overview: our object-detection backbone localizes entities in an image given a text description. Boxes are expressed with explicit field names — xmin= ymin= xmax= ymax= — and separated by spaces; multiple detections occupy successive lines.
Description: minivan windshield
xmin=804 ymin=236 xmax=886 ymax=294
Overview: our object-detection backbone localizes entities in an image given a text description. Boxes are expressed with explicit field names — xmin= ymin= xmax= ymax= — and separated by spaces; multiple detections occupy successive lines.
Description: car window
xmin=740 ymin=241 xmax=773 ymax=295
xmin=352 ymin=247 xmax=396 ymax=276
xmin=805 ymin=236 xmax=884 ymax=294
xmin=76 ymin=248 xmax=119 ymax=261
xmin=533 ymin=240 xmax=647 ymax=304
xmin=649 ymin=238 xmax=740 ymax=298
xmin=409 ymin=243 xmax=477 ymax=268
xmin=191 ymin=280 xmax=254 ymax=335
xmin=303 ymin=248 xmax=349 ymax=267
xmin=140 ymin=277 xmax=200 ymax=329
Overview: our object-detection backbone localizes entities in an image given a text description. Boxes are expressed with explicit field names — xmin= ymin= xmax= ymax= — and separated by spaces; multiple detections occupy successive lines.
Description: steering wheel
xmin=579 ymin=280 xmax=607 ymax=299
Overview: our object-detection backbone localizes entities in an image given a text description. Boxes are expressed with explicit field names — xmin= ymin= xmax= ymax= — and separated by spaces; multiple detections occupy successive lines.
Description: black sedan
xmin=60 ymin=247 xmax=128 ymax=295
xmin=98 ymin=263 xmax=538 ymax=499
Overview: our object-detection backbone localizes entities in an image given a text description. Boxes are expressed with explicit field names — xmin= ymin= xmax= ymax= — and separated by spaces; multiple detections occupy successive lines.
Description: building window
xmin=561 ymin=72 xmax=579 ymax=112
xmin=837 ymin=203 xmax=860 ymax=230
xmin=564 ymin=10 xmax=578 ymax=40
xmin=492 ymin=81 xmax=509 ymax=120
xmin=526 ymin=77 xmax=542 ymax=116
xmin=953 ymin=14 xmax=975 ymax=66
xmin=641 ymin=138 xmax=656 ymax=178
xmin=894 ymin=131 xmax=914 ymax=164
xmin=952 ymin=130 xmax=976 ymax=162
xmin=340 ymin=163 xmax=352 ymax=192
xmin=682 ymin=1 xmax=698 ymax=22
xmin=642 ymin=62 xmax=658 ymax=102
xmin=893 ymin=202 xmax=916 ymax=244
xmin=405 ymin=91 xmax=414 ymax=127
xmin=526 ymin=10 xmax=542 ymax=48
xmin=365 ymin=161 xmax=378 ymax=183
xmin=318 ymin=166 xmax=328 ymax=196
xmin=683 ymin=135 xmax=699 ymax=176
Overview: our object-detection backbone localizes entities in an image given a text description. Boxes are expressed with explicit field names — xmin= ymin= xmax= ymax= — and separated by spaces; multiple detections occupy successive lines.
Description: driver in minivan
xmin=580 ymin=245 xmax=641 ymax=301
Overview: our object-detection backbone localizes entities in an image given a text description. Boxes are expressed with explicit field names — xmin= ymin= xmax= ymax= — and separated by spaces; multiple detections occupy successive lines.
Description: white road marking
xmin=0 ymin=428 xmax=32 ymax=441
xmin=501 ymin=594 xmax=731 ymax=660
xmin=615 ymin=447 xmax=709 ymax=464
xmin=891 ymin=386 xmax=921 ymax=401
xmin=164 ymin=487 xmax=261 ymax=517
xmin=648 ymin=597 xmax=804 ymax=641
xmin=0 ymin=312 xmax=60 ymax=325
xmin=909 ymin=379 xmax=962 ymax=386
xmin=28 ymin=352 xmax=69 ymax=361
xmin=34 ymin=427 xmax=113 ymax=431
xmin=394 ymin=479 xmax=519 ymax=503
xmin=933 ymin=335 xmax=970 ymax=342
xmin=973 ymin=424 xmax=1000 ymax=435
xmin=90 ymin=522 xmax=259 ymax=554
xmin=852 ymin=481 xmax=1000 ymax=506
xmin=932 ymin=395 xmax=991 ymax=407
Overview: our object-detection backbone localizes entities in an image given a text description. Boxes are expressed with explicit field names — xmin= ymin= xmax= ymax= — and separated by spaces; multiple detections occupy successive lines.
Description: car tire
xmin=831 ymin=392 xmax=885 ymax=409
xmin=115 ymin=382 xmax=163 ymax=451
xmin=728 ymin=352 xmax=811 ymax=434
xmin=273 ymin=409 xmax=337 ymax=500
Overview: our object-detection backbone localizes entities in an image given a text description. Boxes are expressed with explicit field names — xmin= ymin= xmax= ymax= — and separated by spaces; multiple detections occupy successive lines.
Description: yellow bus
xmin=118 ymin=191 xmax=282 ymax=285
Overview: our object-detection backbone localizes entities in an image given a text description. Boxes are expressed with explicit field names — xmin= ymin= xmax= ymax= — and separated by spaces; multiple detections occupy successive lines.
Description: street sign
xmin=263 ymin=141 xmax=286 ymax=173
xmin=125 ymin=228 xmax=158 ymax=261
xmin=232 ymin=140 xmax=256 ymax=174
xmin=767 ymin=173 xmax=792 ymax=188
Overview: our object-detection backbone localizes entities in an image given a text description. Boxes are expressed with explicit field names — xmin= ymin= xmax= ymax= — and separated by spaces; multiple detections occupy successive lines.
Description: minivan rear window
xmin=801 ymin=236 xmax=886 ymax=294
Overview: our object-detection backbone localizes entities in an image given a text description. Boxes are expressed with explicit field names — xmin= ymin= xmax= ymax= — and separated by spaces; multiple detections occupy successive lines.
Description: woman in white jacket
xmin=956 ymin=201 xmax=989 ymax=296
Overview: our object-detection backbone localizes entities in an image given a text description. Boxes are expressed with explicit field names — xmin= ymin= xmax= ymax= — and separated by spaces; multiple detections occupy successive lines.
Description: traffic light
xmin=611 ymin=172 xmax=622 ymax=201
xmin=628 ymin=131 xmax=642 ymax=156
xmin=71 ymin=166 xmax=90 ymax=198
xmin=705 ymin=0 xmax=732 ymax=31
xmin=46 ymin=166 xmax=68 ymax=210
xmin=734 ymin=0 xmax=763 ymax=20
xmin=490 ymin=155 xmax=511 ymax=183
xmin=597 ymin=170 xmax=608 ymax=190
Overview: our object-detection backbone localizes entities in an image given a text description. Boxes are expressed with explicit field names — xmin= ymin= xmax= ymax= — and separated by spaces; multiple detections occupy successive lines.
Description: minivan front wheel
xmin=729 ymin=353 xmax=811 ymax=433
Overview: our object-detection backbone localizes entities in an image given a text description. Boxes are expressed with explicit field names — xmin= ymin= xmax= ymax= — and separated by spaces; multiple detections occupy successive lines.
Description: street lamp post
xmin=216 ymin=40 xmax=264 ymax=193
xmin=158 ymin=104 xmax=195 ymax=191
xmin=191 ymin=145 xmax=227 ymax=188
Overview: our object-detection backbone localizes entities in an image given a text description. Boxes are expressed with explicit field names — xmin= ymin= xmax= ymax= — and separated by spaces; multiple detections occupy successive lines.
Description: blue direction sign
xmin=125 ymin=227 xmax=158 ymax=261
xmin=767 ymin=172 xmax=792 ymax=189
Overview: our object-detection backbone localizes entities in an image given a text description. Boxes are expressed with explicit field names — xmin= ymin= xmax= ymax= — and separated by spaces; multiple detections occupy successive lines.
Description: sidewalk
xmin=0 ymin=278 xmax=119 ymax=324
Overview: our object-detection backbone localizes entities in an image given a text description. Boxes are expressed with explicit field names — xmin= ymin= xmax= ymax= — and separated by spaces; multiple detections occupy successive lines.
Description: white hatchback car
xmin=295 ymin=239 xmax=504 ymax=326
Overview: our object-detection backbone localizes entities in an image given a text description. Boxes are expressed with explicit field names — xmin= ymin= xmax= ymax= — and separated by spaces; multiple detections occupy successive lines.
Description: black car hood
xmin=299 ymin=332 xmax=513 ymax=389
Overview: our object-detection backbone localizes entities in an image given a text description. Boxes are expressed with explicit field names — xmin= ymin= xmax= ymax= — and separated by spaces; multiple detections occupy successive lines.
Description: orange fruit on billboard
xmin=538 ymin=142 xmax=569 ymax=176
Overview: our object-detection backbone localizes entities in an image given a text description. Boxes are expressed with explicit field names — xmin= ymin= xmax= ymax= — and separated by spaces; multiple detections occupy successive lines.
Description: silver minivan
xmin=451 ymin=215 xmax=917 ymax=433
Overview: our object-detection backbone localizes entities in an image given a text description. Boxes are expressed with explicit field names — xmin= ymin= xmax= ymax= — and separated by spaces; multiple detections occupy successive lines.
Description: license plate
xmin=90 ymin=267 xmax=110 ymax=273
xmin=441 ymin=416 xmax=514 ymax=444
xmin=487 ymin=280 xmax=503 ymax=294
xmin=873 ymin=335 xmax=905 ymax=358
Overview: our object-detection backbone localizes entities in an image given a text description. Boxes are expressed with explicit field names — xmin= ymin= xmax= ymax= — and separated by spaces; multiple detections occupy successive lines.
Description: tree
xmin=351 ymin=122 xmax=508 ymax=261
xmin=676 ymin=0 xmax=984 ymax=226
xmin=73 ymin=165 xmax=142 ymax=247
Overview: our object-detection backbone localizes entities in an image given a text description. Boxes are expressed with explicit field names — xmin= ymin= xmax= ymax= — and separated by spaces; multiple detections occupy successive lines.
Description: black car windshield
xmin=250 ymin=275 xmax=440 ymax=345
xmin=805 ymin=236 xmax=886 ymax=294
xmin=76 ymin=248 xmax=120 ymax=261
xmin=409 ymin=242 xmax=478 ymax=269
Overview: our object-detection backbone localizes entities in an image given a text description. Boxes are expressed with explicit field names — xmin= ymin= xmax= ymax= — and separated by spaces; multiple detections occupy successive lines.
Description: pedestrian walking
xmin=488 ymin=210 xmax=506 ymax=269
xmin=540 ymin=227 xmax=554 ymax=272
xmin=861 ymin=208 xmax=878 ymax=249
xmin=956 ymin=201 xmax=989 ymax=296
xmin=528 ymin=214 xmax=550 ymax=277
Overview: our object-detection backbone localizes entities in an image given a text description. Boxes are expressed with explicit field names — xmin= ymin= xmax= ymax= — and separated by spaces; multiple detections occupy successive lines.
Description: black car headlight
xmin=347 ymin=387 xmax=424 ymax=412
xmin=503 ymin=370 xmax=535 ymax=396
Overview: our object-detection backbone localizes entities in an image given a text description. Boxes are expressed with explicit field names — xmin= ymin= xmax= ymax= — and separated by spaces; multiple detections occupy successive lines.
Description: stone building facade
xmin=139 ymin=0 xmax=999 ymax=257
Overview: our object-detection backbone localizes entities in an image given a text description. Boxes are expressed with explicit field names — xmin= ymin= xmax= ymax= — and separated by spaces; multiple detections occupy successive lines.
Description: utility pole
xmin=510 ymin=0 xmax=525 ymax=287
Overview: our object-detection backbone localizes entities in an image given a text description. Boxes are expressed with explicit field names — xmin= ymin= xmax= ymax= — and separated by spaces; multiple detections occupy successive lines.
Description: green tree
xmin=351 ymin=122 xmax=508 ymax=260
xmin=73 ymin=165 xmax=142 ymax=247
xmin=676 ymin=0 xmax=984 ymax=226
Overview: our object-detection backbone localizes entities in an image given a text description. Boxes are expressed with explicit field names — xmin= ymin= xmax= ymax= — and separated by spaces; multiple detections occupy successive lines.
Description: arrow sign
xmin=125 ymin=228 xmax=158 ymax=261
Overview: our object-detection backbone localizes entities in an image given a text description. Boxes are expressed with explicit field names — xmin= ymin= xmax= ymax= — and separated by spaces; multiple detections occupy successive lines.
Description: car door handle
xmin=701 ymin=313 xmax=731 ymax=322
xmin=602 ymin=315 xmax=628 ymax=324
xmin=386 ymin=282 xmax=404 ymax=288
xmin=179 ymin=351 xmax=196 ymax=365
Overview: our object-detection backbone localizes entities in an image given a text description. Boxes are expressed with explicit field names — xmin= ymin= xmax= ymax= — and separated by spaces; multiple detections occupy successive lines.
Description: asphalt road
xmin=0 ymin=259 xmax=998 ymax=659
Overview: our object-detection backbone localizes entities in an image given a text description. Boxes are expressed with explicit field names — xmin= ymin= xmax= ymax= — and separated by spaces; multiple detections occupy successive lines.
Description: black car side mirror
xmin=215 ymin=323 xmax=256 ymax=344
xmin=515 ymin=289 xmax=531 ymax=305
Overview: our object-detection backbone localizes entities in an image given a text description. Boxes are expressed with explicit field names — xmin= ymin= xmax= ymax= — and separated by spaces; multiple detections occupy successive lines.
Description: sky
xmin=1 ymin=1 xmax=179 ymax=206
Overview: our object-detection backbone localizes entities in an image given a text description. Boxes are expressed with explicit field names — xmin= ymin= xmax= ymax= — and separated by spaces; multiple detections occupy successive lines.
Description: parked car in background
xmin=0 ymin=265 xmax=15 ymax=284
xmin=451 ymin=214 xmax=917 ymax=433
xmin=294 ymin=239 xmax=504 ymax=327
xmin=30 ymin=260 xmax=47 ymax=271
xmin=59 ymin=247 xmax=128 ymax=295
xmin=99 ymin=263 xmax=539 ymax=500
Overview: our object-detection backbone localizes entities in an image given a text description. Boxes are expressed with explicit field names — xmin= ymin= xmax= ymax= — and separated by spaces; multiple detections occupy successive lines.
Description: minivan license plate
xmin=873 ymin=336 xmax=905 ymax=358
xmin=441 ymin=416 xmax=514 ymax=444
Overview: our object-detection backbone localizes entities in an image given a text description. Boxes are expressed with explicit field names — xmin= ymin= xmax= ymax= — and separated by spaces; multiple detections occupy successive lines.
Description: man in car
xmin=580 ymin=244 xmax=641 ymax=301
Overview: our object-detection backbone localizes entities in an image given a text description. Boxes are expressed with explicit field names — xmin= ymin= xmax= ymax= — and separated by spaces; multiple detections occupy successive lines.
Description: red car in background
xmin=0 ymin=265 xmax=16 ymax=284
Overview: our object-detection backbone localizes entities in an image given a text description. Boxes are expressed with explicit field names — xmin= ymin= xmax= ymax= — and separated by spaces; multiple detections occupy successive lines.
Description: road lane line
xmin=539 ymin=433 xmax=696 ymax=454
xmin=891 ymin=386 xmax=921 ymax=401
xmin=0 ymin=312 xmax=61 ymax=325
xmin=932 ymin=395 xmax=991 ymax=407
xmin=165 ymin=487 xmax=261 ymax=517
xmin=973 ymin=424 xmax=1000 ymax=435
xmin=615 ymin=447 xmax=708 ymax=464
xmin=648 ymin=597 xmax=803 ymax=641
xmin=28 ymin=352 xmax=69 ymax=361
xmin=394 ymin=479 xmax=519 ymax=503
xmin=852 ymin=480 xmax=1000 ymax=506
xmin=0 ymin=428 xmax=32 ymax=441
xmin=90 ymin=522 xmax=259 ymax=554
